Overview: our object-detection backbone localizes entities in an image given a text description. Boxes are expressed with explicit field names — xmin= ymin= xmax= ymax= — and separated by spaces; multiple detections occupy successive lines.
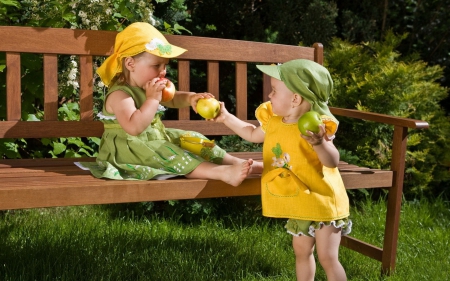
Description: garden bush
xmin=326 ymin=31 xmax=450 ymax=198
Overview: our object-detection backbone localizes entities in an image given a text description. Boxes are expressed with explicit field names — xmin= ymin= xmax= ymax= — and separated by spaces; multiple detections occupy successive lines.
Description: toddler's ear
xmin=292 ymin=93 xmax=303 ymax=106
xmin=124 ymin=57 xmax=135 ymax=71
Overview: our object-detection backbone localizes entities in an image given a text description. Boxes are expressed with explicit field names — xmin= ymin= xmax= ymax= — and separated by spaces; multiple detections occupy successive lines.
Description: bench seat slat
xmin=0 ymin=176 xmax=262 ymax=210
xmin=0 ymin=169 xmax=389 ymax=210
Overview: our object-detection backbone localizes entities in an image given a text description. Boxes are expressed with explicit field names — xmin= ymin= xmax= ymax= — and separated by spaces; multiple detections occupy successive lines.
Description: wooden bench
xmin=0 ymin=26 xmax=429 ymax=275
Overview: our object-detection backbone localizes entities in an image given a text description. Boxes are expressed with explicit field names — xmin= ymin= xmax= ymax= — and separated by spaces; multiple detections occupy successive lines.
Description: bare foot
xmin=224 ymin=159 xmax=252 ymax=187
xmin=249 ymin=159 xmax=263 ymax=174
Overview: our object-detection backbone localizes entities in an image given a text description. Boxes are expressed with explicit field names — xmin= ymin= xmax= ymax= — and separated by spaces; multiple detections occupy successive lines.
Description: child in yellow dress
xmin=213 ymin=59 xmax=351 ymax=281
xmin=79 ymin=22 xmax=263 ymax=186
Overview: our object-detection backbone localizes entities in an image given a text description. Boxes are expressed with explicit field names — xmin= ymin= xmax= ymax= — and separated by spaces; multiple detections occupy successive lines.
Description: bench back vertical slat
xmin=177 ymin=60 xmax=191 ymax=120
xmin=79 ymin=55 xmax=94 ymax=121
xmin=207 ymin=61 xmax=220 ymax=98
xmin=235 ymin=62 xmax=248 ymax=119
xmin=263 ymin=73 xmax=271 ymax=103
xmin=43 ymin=54 xmax=59 ymax=120
xmin=6 ymin=53 xmax=22 ymax=121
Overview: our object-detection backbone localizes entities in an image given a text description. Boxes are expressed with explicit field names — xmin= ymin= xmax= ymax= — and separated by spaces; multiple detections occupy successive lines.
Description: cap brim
xmin=256 ymin=64 xmax=281 ymax=80
xmin=145 ymin=45 xmax=187 ymax=58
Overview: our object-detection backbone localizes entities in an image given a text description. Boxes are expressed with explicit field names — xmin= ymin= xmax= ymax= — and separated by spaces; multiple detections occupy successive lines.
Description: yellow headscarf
xmin=97 ymin=22 xmax=187 ymax=87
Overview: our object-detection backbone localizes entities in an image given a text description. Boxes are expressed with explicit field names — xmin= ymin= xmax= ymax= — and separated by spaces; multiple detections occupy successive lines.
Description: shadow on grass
xmin=0 ymin=213 xmax=287 ymax=281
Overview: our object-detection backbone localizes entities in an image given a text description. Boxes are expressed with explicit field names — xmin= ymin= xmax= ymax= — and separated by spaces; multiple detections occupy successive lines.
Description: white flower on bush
xmin=78 ymin=11 xmax=87 ymax=18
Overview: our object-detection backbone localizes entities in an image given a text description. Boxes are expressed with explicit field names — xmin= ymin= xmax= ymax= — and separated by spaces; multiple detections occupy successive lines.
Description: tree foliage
xmin=327 ymin=31 xmax=450 ymax=197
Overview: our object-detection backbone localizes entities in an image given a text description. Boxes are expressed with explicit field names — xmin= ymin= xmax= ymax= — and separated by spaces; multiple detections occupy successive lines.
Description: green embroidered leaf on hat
xmin=157 ymin=43 xmax=172 ymax=55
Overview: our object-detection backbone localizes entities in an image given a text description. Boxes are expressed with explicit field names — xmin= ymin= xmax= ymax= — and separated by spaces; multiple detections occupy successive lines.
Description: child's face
xmin=268 ymin=77 xmax=296 ymax=116
xmin=129 ymin=52 xmax=169 ymax=87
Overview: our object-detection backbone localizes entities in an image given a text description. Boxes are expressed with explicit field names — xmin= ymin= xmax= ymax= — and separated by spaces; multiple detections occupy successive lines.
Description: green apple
xmin=196 ymin=98 xmax=220 ymax=119
xmin=297 ymin=111 xmax=323 ymax=135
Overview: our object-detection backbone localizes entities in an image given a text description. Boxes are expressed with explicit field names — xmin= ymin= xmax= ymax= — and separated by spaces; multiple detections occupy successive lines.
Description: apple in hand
xmin=159 ymin=78 xmax=176 ymax=102
xmin=297 ymin=111 xmax=323 ymax=135
xmin=196 ymin=98 xmax=221 ymax=119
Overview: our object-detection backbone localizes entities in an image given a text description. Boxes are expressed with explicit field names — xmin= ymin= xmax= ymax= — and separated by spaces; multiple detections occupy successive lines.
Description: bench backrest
xmin=0 ymin=26 xmax=323 ymax=140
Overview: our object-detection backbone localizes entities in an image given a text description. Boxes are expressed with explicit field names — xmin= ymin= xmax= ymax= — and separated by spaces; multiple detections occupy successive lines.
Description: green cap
xmin=256 ymin=59 xmax=337 ymax=124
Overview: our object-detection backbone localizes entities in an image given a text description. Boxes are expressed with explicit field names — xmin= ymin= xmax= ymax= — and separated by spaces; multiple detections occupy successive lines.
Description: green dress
xmin=80 ymin=83 xmax=226 ymax=180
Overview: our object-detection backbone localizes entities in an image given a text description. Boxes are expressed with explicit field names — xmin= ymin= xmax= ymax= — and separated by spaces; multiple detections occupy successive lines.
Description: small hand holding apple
xmin=196 ymin=97 xmax=221 ymax=119
xmin=143 ymin=78 xmax=167 ymax=101
xmin=208 ymin=101 xmax=229 ymax=123
xmin=298 ymin=111 xmax=326 ymax=146
xmin=189 ymin=92 xmax=215 ymax=111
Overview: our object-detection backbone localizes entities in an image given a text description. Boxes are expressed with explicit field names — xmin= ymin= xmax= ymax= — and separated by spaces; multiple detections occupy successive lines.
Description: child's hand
xmin=190 ymin=92 xmax=216 ymax=113
xmin=143 ymin=78 xmax=166 ymax=101
xmin=301 ymin=124 xmax=327 ymax=146
xmin=209 ymin=102 xmax=230 ymax=123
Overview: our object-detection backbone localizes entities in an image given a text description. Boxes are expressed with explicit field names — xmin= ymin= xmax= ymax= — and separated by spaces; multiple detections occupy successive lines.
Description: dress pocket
xmin=263 ymin=168 xmax=310 ymax=197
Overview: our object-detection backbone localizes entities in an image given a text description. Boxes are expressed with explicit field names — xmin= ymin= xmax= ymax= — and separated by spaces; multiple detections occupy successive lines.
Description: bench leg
xmin=381 ymin=126 xmax=408 ymax=275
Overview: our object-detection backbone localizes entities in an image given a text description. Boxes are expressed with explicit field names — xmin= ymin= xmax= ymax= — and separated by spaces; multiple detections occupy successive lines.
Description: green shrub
xmin=326 ymin=31 xmax=450 ymax=197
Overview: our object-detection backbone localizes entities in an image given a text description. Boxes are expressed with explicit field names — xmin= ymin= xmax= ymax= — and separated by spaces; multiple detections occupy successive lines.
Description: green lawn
xmin=0 ymin=197 xmax=448 ymax=281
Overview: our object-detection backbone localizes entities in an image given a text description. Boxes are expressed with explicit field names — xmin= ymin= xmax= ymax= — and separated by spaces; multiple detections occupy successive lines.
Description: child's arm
xmin=161 ymin=91 xmax=214 ymax=111
xmin=106 ymin=78 xmax=165 ymax=136
xmin=213 ymin=102 xmax=265 ymax=143
xmin=302 ymin=125 xmax=340 ymax=168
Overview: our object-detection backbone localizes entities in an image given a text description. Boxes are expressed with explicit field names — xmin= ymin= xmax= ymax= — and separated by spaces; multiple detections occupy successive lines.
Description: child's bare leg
xmin=185 ymin=159 xmax=252 ymax=186
xmin=222 ymin=153 xmax=264 ymax=174
xmin=292 ymin=235 xmax=316 ymax=281
xmin=315 ymin=225 xmax=347 ymax=281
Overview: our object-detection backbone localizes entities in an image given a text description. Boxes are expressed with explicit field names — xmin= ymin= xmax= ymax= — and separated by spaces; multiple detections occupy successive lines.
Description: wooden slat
xmin=0 ymin=164 xmax=391 ymax=210
xmin=207 ymin=61 xmax=219 ymax=98
xmin=0 ymin=175 xmax=262 ymax=210
xmin=313 ymin=43 xmax=324 ymax=65
xmin=6 ymin=53 xmax=21 ymax=121
xmin=330 ymin=107 xmax=429 ymax=129
xmin=0 ymin=26 xmax=315 ymax=63
xmin=381 ymin=125 xmax=408 ymax=274
xmin=0 ymin=120 xmax=263 ymax=139
xmin=0 ymin=26 xmax=116 ymax=56
xmin=0 ymin=157 xmax=392 ymax=188
xmin=168 ymin=34 xmax=315 ymax=63
xmin=341 ymin=236 xmax=383 ymax=261
xmin=263 ymin=72 xmax=271 ymax=102
xmin=177 ymin=60 xmax=191 ymax=120
xmin=235 ymin=62 xmax=248 ymax=119
xmin=79 ymin=55 xmax=94 ymax=121
xmin=43 ymin=54 xmax=59 ymax=120
xmin=0 ymin=121 xmax=104 ymax=138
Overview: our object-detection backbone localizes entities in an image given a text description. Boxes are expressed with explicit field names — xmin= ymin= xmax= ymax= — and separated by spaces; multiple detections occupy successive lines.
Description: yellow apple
xmin=297 ymin=111 xmax=323 ymax=135
xmin=196 ymin=98 xmax=220 ymax=119
xmin=159 ymin=78 xmax=176 ymax=102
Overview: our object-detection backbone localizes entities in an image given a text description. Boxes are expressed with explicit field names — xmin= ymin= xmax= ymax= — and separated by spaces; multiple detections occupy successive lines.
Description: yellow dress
xmin=256 ymin=102 xmax=349 ymax=221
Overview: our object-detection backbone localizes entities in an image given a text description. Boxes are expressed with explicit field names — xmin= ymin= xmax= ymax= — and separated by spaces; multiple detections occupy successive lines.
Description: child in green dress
xmin=213 ymin=59 xmax=351 ymax=281
xmin=82 ymin=22 xmax=262 ymax=186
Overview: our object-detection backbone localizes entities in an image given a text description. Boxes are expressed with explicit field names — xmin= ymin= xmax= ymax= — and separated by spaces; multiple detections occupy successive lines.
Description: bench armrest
xmin=330 ymin=107 xmax=429 ymax=129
